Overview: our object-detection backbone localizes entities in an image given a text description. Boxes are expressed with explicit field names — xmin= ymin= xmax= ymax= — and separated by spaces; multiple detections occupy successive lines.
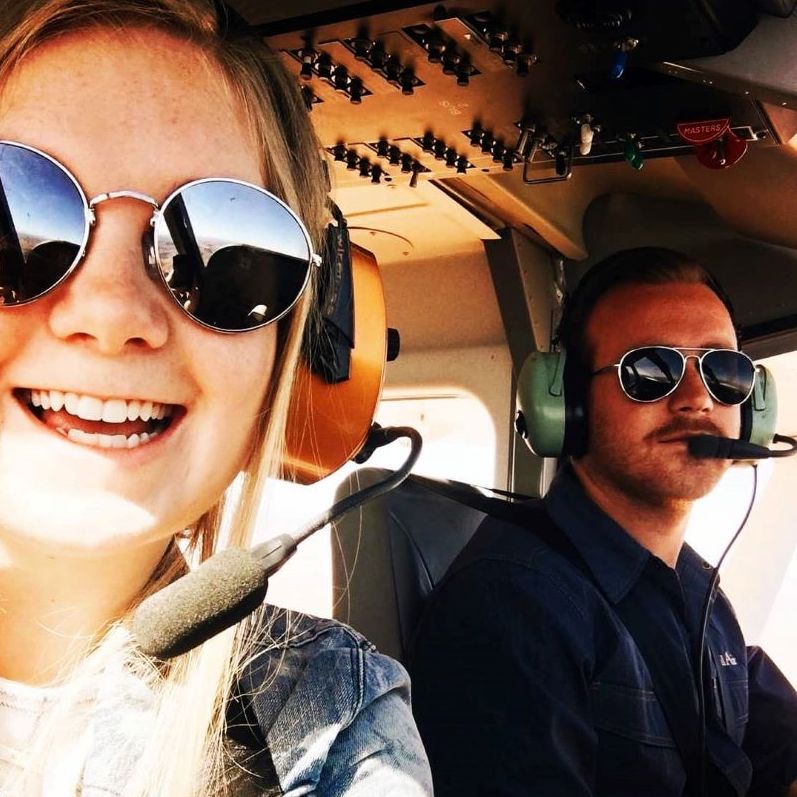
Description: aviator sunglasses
xmin=593 ymin=346 xmax=756 ymax=406
xmin=0 ymin=141 xmax=321 ymax=332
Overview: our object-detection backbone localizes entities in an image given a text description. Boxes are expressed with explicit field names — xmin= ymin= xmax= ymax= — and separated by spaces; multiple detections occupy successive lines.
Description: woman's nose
xmin=46 ymin=201 xmax=171 ymax=354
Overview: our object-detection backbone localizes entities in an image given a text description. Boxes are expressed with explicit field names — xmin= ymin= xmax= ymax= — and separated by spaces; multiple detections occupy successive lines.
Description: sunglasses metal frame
xmin=0 ymin=140 xmax=321 ymax=333
xmin=592 ymin=345 xmax=757 ymax=406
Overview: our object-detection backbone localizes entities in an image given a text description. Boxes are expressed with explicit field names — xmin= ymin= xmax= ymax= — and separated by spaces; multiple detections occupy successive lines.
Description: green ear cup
xmin=515 ymin=351 xmax=567 ymax=457
xmin=746 ymin=364 xmax=778 ymax=448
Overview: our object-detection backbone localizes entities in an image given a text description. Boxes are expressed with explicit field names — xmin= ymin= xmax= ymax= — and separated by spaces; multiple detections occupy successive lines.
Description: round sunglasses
xmin=0 ymin=141 xmax=321 ymax=332
xmin=592 ymin=346 xmax=756 ymax=406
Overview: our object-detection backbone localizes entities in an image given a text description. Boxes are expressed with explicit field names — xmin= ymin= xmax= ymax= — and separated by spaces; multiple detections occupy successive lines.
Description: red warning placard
xmin=676 ymin=118 xmax=730 ymax=145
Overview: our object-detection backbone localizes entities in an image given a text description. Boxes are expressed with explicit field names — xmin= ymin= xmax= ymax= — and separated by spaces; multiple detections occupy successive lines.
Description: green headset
xmin=515 ymin=349 xmax=778 ymax=458
xmin=513 ymin=249 xmax=778 ymax=459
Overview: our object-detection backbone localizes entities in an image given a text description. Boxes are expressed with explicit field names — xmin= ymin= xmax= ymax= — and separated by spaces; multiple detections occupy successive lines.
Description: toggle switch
xmin=351 ymin=36 xmax=373 ymax=62
xmin=400 ymin=68 xmax=416 ymax=95
xmin=346 ymin=149 xmax=360 ymax=170
xmin=316 ymin=53 xmax=333 ymax=80
xmin=349 ymin=76 xmax=364 ymax=104
xmin=298 ymin=46 xmax=317 ymax=80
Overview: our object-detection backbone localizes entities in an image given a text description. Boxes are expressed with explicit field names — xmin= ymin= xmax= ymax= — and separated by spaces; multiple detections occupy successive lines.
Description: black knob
xmin=370 ymin=43 xmax=387 ymax=70
xmin=426 ymin=33 xmax=446 ymax=63
xmin=371 ymin=164 xmax=383 ymax=184
xmin=332 ymin=65 xmax=349 ymax=91
xmin=349 ymin=76 xmax=364 ymax=104
xmin=555 ymin=149 xmax=568 ymax=176
xmin=376 ymin=139 xmax=390 ymax=157
xmin=445 ymin=148 xmax=458 ymax=167
xmin=502 ymin=40 xmax=521 ymax=65
xmin=316 ymin=53 xmax=333 ymax=79
xmin=388 ymin=145 xmax=402 ymax=165
xmin=492 ymin=142 xmax=506 ymax=162
xmin=352 ymin=36 xmax=373 ymax=62
xmin=345 ymin=150 xmax=359 ymax=170
xmin=421 ymin=132 xmax=435 ymax=152
xmin=385 ymin=56 xmax=402 ymax=82
xmin=468 ymin=126 xmax=483 ymax=146
xmin=456 ymin=65 xmax=470 ymax=87
xmin=400 ymin=153 xmax=414 ymax=173
xmin=358 ymin=159 xmax=371 ymax=178
xmin=433 ymin=139 xmax=447 ymax=160
xmin=332 ymin=143 xmax=347 ymax=162
xmin=299 ymin=47 xmax=316 ymax=80
xmin=400 ymin=68 xmax=415 ymax=95
xmin=455 ymin=155 xmax=469 ymax=174
xmin=502 ymin=150 xmax=515 ymax=170
xmin=387 ymin=328 xmax=401 ymax=362
xmin=481 ymin=132 xmax=494 ymax=153
xmin=441 ymin=49 xmax=461 ymax=75
xmin=487 ymin=27 xmax=508 ymax=52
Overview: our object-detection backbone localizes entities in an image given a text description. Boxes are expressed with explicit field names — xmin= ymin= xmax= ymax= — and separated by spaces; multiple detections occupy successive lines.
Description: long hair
xmin=0 ymin=1 xmax=328 ymax=794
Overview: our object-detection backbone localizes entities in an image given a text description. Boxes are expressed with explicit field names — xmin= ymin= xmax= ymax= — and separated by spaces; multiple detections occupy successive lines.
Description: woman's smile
xmin=17 ymin=387 xmax=182 ymax=450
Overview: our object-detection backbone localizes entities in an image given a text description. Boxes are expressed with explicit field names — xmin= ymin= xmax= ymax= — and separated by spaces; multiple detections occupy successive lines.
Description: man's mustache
xmin=648 ymin=420 xmax=727 ymax=442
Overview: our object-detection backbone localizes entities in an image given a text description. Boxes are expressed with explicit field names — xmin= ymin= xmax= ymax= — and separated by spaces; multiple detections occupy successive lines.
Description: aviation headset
xmin=283 ymin=209 xmax=389 ymax=484
xmin=515 ymin=249 xmax=778 ymax=458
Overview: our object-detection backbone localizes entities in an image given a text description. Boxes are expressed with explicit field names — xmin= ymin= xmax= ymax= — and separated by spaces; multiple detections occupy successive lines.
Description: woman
xmin=0 ymin=0 xmax=432 ymax=794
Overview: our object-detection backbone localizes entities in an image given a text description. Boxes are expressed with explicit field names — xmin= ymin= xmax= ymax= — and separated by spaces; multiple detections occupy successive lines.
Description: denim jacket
xmin=80 ymin=608 xmax=433 ymax=796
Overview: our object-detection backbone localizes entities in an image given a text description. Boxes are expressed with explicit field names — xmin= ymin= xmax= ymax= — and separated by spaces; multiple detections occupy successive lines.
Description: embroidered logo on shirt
xmin=718 ymin=651 xmax=738 ymax=666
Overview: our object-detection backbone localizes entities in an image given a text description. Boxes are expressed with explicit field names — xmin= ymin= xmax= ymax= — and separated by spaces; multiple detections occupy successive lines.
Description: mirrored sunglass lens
xmin=701 ymin=350 xmax=755 ymax=404
xmin=0 ymin=144 xmax=85 ymax=305
xmin=620 ymin=347 xmax=685 ymax=401
xmin=155 ymin=181 xmax=311 ymax=331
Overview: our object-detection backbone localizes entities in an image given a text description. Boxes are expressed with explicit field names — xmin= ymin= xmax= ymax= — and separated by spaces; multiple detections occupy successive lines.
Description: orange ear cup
xmin=282 ymin=243 xmax=386 ymax=484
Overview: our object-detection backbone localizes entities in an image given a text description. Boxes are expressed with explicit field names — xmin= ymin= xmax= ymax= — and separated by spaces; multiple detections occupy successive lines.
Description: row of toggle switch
xmin=293 ymin=47 xmax=374 ymax=103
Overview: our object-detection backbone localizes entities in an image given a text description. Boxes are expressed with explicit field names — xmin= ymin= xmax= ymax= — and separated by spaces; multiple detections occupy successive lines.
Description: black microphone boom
xmin=132 ymin=426 xmax=423 ymax=660
xmin=688 ymin=433 xmax=797 ymax=460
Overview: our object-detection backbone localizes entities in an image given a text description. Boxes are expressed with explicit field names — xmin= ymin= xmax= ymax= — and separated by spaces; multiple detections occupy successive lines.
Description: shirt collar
xmin=543 ymin=465 xmax=715 ymax=605
xmin=543 ymin=464 xmax=651 ymax=604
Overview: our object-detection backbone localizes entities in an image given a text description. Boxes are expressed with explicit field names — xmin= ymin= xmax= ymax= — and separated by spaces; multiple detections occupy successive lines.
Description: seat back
xmin=331 ymin=468 xmax=489 ymax=662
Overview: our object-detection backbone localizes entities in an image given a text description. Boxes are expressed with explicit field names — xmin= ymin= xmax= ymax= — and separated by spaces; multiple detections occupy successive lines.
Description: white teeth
xmin=102 ymin=399 xmax=128 ymax=424
xmin=28 ymin=391 xmax=172 ymax=424
xmin=77 ymin=395 xmax=104 ymax=422
xmin=127 ymin=400 xmax=141 ymax=422
xmin=63 ymin=429 xmax=160 ymax=450
xmin=50 ymin=390 xmax=65 ymax=412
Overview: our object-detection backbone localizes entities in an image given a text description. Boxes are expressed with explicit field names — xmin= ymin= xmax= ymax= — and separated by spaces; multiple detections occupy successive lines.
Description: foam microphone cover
xmin=132 ymin=547 xmax=267 ymax=660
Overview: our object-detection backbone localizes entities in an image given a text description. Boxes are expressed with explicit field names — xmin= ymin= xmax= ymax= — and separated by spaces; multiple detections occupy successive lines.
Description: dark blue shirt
xmin=409 ymin=466 xmax=797 ymax=796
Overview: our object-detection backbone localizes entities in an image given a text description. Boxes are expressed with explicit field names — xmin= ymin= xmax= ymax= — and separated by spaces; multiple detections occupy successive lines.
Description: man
xmin=409 ymin=248 xmax=797 ymax=797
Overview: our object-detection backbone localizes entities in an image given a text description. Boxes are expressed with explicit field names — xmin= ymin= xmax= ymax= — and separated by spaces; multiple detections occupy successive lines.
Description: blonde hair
xmin=0 ymin=1 xmax=329 ymax=794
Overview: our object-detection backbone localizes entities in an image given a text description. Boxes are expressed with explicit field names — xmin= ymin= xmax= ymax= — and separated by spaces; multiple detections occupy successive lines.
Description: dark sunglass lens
xmin=620 ymin=347 xmax=685 ymax=402
xmin=702 ymin=350 xmax=755 ymax=405
xmin=0 ymin=144 xmax=85 ymax=304
xmin=155 ymin=181 xmax=311 ymax=331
